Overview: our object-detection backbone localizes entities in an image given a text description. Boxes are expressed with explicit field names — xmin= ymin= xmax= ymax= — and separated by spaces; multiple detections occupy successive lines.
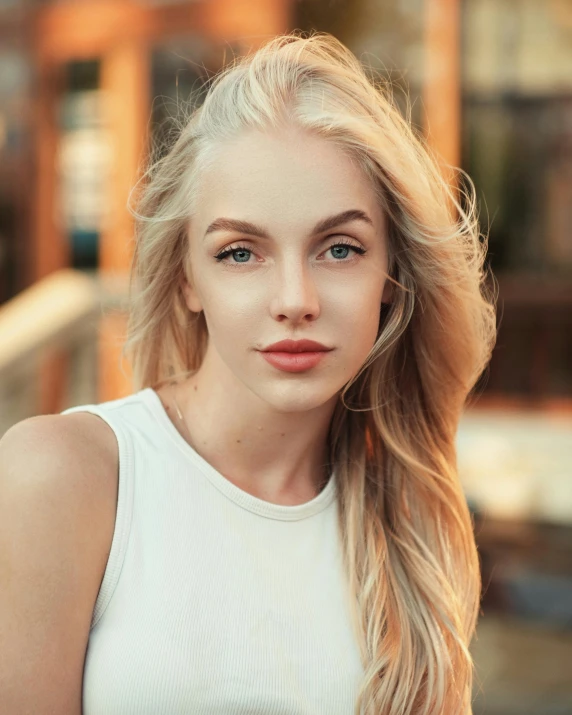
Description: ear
xmin=180 ymin=274 xmax=203 ymax=313
xmin=382 ymin=278 xmax=394 ymax=305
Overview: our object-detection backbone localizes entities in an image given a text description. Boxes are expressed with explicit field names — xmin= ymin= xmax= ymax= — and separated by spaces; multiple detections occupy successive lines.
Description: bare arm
xmin=0 ymin=413 xmax=118 ymax=714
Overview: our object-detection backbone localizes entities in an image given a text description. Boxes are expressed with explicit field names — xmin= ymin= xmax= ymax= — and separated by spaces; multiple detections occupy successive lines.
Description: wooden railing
xmin=0 ymin=269 xmax=99 ymax=380
xmin=0 ymin=269 xmax=129 ymax=433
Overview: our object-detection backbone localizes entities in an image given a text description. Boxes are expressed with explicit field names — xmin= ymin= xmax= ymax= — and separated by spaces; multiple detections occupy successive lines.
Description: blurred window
xmin=463 ymin=0 xmax=572 ymax=400
xmin=57 ymin=60 xmax=112 ymax=270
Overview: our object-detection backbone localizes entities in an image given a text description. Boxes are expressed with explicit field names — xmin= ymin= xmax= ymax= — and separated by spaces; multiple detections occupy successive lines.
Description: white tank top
xmin=61 ymin=388 xmax=364 ymax=714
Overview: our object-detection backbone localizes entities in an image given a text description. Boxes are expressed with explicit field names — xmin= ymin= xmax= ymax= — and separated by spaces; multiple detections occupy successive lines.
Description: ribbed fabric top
xmin=61 ymin=388 xmax=364 ymax=714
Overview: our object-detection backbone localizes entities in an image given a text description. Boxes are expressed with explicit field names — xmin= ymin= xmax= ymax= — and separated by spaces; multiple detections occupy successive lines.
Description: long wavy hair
xmin=124 ymin=31 xmax=497 ymax=715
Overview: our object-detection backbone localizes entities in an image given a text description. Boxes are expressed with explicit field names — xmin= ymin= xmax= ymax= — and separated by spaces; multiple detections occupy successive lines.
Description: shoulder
xmin=0 ymin=409 xmax=119 ymax=578
xmin=0 ymin=413 xmax=118 ymax=711
xmin=0 ymin=410 xmax=119 ymax=563
xmin=1 ymin=411 xmax=119 ymax=506
xmin=2 ymin=409 xmax=118 ymax=465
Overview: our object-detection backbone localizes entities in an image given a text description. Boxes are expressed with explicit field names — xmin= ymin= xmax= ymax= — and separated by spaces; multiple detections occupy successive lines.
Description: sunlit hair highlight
xmin=125 ymin=31 xmax=497 ymax=715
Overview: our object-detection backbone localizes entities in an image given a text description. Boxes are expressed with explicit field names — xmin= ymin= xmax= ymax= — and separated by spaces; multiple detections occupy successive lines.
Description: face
xmin=182 ymin=124 xmax=392 ymax=413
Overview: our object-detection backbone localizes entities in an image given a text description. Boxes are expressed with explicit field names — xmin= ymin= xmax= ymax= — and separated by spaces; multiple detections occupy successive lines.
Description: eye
xmin=323 ymin=240 xmax=367 ymax=261
xmin=213 ymin=238 xmax=368 ymax=266
xmin=213 ymin=243 xmax=254 ymax=264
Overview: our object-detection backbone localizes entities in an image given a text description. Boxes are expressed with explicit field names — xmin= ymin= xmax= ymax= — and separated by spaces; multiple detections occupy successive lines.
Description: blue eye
xmin=326 ymin=242 xmax=367 ymax=260
xmin=228 ymin=248 xmax=251 ymax=263
xmin=330 ymin=245 xmax=351 ymax=259
xmin=214 ymin=244 xmax=252 ymax=263
xmin=213 ymin=240 xmax=367 ymax=265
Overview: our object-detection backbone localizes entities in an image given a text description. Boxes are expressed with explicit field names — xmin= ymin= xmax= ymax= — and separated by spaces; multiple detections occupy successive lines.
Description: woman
xmin=1 ymin=32 xmax=496 ymax=715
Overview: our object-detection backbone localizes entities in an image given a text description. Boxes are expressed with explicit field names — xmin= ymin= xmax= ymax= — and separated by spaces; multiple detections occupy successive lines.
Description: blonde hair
xmin=125 ymin=31 xmax=497 ymax=715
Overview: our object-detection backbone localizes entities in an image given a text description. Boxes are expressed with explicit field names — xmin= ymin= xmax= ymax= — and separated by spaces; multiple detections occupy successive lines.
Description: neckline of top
xmin=139 ymin=387 xmax=337 ymax=522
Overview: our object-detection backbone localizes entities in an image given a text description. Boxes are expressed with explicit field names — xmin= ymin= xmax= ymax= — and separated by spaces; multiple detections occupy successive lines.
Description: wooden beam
xmin=30 ymin=61 xmax=67 ymax=283
xmin=34 ymin=0 xmax=205 ymax=62
xmin=97 ymin=38 xmax=149 ymax=400
xmin=99 ymin=40 xmax=148 ymax=274
xmin=30 ymin=58 xmax=73 ymax=415
xmin=205 ymin=0 xmax=292 ymax=50
xmin=423 ymin=0 xmax=461 ymax=182
xmin=35 ymin=1 xmax=150 ymax=62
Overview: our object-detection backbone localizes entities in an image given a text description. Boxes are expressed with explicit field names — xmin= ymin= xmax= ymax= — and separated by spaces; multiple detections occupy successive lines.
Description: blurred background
xmin=0 ymin=0 xmax=570 ymax=712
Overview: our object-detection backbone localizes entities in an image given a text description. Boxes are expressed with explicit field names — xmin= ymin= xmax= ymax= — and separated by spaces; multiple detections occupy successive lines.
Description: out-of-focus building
xmin=2 ymin=0 xmax=570 ymax=411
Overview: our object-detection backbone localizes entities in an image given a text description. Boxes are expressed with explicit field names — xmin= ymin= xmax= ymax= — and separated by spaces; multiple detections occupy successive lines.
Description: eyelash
xmin=213 ymin=239 xmax=367 ymax=265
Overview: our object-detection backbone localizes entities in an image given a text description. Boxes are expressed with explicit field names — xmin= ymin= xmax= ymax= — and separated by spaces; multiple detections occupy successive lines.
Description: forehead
xmin=191 ymin=126 xmax=383 ymax=234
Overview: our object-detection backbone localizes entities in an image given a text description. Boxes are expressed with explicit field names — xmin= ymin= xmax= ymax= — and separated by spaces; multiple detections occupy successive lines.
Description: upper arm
xmin=0 ymin=413 xmax=119 ymax=714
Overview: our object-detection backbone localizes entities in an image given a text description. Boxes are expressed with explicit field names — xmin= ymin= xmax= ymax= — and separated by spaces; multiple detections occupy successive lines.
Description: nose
xmin=269 ymin=257 xmax=321 ymax=324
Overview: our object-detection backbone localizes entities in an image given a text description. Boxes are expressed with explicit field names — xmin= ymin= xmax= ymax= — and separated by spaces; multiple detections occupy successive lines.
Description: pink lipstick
xmin=258 ymin=339 xmax=333 ymax=373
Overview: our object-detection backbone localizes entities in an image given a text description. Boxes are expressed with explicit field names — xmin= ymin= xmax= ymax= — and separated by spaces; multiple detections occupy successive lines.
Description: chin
xmin=253 ymin=379 xmax=340 ymax=414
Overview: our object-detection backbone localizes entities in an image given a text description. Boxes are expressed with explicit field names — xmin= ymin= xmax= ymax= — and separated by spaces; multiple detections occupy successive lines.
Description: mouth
xmin=258 ymin=349 xmax=331 ymax=373
xmin=260 ymin=339 xmax=333 ymax=353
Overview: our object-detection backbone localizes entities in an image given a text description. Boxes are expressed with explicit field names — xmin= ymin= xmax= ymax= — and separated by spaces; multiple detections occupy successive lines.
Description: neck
xmin=164 ymin=352 xmax=337 ymax=505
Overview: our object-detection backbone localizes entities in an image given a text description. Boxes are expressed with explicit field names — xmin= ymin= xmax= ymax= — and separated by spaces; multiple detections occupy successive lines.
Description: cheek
xmin=200 ymin=287 xmax=260 ymax=342
xmin=335 ymin=278 xmax=383 ymax=330
xmin=353 ymin=302 xmax=382 ymax=351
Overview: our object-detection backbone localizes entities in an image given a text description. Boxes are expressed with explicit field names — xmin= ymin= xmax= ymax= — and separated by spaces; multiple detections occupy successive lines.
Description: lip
xmin=260 ymin=339 xmax=332 ymax=353
xmin=259 ymin=350 xmax=329 ymax=373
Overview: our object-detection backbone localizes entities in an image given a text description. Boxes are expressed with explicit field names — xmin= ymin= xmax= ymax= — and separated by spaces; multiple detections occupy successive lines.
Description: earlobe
xmin=180 ymin=277 xmax=203 ymax=313
xmin=382 ymin=280 xmax=393 ymax=305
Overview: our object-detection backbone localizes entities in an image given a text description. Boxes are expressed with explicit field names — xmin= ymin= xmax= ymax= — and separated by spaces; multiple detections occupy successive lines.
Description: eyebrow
xmin=203 ymin=209 xmax=374 ymax=240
